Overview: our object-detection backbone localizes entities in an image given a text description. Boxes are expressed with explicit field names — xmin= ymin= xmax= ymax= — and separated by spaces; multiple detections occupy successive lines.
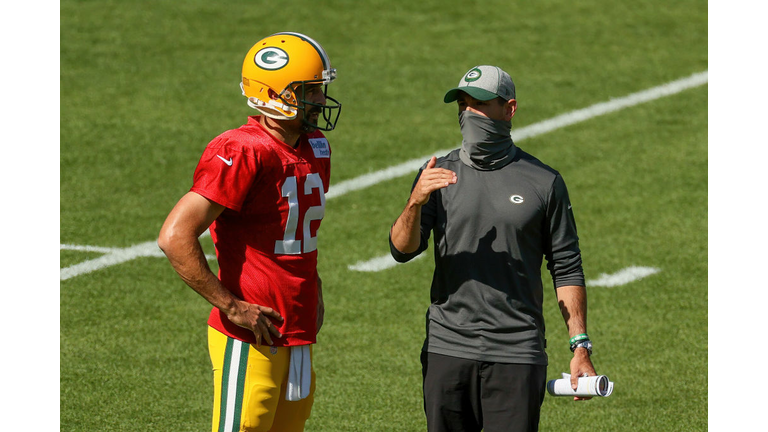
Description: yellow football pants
xmin=208 ymin=326 xmax=315 ymax=432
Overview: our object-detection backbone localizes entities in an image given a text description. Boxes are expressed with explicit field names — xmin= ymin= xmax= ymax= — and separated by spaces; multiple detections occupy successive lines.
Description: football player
xmin=158 ymin=32 xmax=341 ymax=432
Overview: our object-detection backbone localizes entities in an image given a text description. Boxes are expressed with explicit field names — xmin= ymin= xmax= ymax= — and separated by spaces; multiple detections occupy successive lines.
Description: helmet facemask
xmin=290 ymin=81 xmax=342 ymax=132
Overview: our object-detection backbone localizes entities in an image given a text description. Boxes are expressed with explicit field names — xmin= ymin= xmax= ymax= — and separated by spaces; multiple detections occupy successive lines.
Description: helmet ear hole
xmin=280 ymin=88 xmax=295 ymax=103
xmin=266 ymin=87 xmax=295 ymax=104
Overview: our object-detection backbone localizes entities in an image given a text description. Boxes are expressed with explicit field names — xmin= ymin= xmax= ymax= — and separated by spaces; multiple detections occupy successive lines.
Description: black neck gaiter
xmin=458 ymin=110 xmax=517 ymax=171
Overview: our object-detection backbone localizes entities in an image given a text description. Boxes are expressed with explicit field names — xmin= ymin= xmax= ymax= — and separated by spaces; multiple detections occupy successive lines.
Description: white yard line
xmin=352 ymin=259 xmax=661 ymax=287
xmin=60 ymin=239 xmax=215 ymax=281
xmin=61 ymin=71 xmax=707 ymax=281
xmin=60 ymin=241 xmax=163 ymax=281
xmin=347 ymin=253 xmax=425 ymax=272
xmin=349 ymin=255 xmax=661 ymax=284
xmin=346 ymin=71 xmax=707 ymax=273
xmin=60 ymin=244 xmax=120 ymax=254
xmin=588 ymin=266 xmax=661 ymax=287
xmin=329 ymin=70 xmax=707 ymax=200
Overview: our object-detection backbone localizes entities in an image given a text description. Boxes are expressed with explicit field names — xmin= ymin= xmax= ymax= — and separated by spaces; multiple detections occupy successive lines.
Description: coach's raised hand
xmin=390 ymin=156 xmax=456 ymax=254
xmin=409 ymin=156 xmax=457 ymax=206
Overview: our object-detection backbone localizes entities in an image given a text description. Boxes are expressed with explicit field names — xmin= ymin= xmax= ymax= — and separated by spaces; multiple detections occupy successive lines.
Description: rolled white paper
xmin=546 ymin=373 xmax=614 ymax=397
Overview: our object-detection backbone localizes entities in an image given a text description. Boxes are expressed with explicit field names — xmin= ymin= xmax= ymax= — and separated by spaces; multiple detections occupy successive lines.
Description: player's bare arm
xmin=390 ymin=156 xmax=457 ymax=253
xmin=556 ymin=284 xmax=596 ymax=400
xmin=158 ymin=191 xmax=284 ymax=346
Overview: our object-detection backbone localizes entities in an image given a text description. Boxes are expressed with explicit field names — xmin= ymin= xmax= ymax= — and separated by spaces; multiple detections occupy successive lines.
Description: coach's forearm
xmin=390 ymin=200 xmax=423 ymax=253
xmin=555 ymin=285 xmax=588 ymax=337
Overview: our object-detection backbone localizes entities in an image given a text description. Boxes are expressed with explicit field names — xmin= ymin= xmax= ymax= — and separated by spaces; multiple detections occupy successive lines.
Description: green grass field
xmin=60 ymin=0 xmax=708 ymax=430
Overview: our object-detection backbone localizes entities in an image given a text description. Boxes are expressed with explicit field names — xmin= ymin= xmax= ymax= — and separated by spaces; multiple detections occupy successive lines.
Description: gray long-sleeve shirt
xmin=390 ymin=145 xmax=584 ymax=365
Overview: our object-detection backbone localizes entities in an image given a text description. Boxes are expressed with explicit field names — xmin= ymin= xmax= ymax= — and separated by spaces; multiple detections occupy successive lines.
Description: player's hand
xmin=409 ymin=157 xmax=457 ymax=206
xmin=227 ymin=300 xmax=284 ymax=346
xmin=570 ymin=349 xmax=597 ymax=401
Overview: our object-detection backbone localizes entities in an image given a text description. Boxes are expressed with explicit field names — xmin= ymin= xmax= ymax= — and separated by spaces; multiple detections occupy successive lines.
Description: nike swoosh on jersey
xmin=217 ymin=155 xmax=233 ymax=166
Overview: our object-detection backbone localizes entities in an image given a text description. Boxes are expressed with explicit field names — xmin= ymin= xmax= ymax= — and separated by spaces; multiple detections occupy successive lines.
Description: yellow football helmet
xmin=240 ymin=32 xmax=342 ymax=131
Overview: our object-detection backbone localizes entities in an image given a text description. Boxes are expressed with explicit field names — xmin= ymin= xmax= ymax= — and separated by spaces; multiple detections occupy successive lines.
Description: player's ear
xmin=505 ymin=99 xmax=517 ymax=121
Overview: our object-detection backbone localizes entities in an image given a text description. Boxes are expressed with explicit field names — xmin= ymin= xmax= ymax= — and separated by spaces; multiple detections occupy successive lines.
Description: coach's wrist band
xmin=569 ymin=333 xmax=589 ymax=345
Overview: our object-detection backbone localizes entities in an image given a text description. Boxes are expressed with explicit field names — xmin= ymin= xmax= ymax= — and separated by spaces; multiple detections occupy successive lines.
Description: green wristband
xmin=569 ymin=333 xmax=589 ymax=345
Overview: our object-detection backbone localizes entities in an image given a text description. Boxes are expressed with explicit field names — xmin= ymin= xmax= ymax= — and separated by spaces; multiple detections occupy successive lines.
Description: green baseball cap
xmin=444 ymin=65 xmax=516 ymax=103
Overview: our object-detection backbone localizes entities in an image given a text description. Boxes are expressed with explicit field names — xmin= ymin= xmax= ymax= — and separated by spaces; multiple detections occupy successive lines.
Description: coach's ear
xmin=504 ymin=99 xmax=517 ymax=121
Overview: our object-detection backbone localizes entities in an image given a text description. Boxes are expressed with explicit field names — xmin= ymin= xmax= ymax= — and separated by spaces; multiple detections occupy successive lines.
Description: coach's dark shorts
xmin=421 ymin=351 xmax=547 ymax=432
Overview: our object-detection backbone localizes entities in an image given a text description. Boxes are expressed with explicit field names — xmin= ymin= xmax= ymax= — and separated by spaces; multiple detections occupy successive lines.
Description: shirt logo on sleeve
xmin=217 ymin=155 xmax=233 ymax=166
xmin=308 ymin=138 xmax=330 ymax=159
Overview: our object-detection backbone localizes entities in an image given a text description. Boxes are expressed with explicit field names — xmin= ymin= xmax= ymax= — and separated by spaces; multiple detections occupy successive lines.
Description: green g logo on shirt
xmin=254 ymin=47 xmax=289 ymax=70
xmin=464 ymin=68 xmax=482 ymax=82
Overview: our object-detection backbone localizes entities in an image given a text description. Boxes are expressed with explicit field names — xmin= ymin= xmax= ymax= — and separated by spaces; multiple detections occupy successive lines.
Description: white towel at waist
xmin=286 ymin=345 xmax=311 ymax=401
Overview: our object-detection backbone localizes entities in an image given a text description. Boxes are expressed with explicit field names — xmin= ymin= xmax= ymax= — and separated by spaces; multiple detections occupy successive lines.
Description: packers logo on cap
xmin=464 ymin=68 xmax=482 ymax=82
xmin=254 ymin=47 xmax=289 ymax=70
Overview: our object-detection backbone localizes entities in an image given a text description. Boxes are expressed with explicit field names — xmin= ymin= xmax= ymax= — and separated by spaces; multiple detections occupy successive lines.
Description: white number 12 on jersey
xmin=274 ymin=173 xmax=325 ymax=255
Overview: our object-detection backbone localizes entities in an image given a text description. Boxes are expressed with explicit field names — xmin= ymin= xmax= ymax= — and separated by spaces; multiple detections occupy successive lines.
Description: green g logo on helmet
xmin=254 ymin=47 xmax=289 ymax=70
xmin=464 ymin=68 xmax=482 ymax=82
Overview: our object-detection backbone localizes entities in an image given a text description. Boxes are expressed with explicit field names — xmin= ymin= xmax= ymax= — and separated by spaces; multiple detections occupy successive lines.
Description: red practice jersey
xmin=190 ymin=116 xmax=331 ymax=346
